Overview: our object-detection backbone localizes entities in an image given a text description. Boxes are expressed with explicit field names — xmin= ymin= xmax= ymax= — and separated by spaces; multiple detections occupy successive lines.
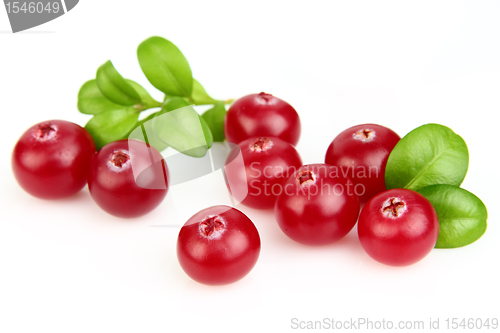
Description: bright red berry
xmin=357 ymin=188 xmax=439 ymax=266
xmin=12 ymin=120 xmax=96 ymax=199
xmin=274 ymin=164 xmax=360 ymax=246
xmin=87 ymin=139 xmax=168 ymax=218
xmin=224 ymin=136 xmax=302 ymax=209
xmin=325 ymin=124 xmax=400 ymax=204
xmin=224 ymin=92 xmax=301 ymax=146
xmin=177 ymin=205 xmax=261 ymax=285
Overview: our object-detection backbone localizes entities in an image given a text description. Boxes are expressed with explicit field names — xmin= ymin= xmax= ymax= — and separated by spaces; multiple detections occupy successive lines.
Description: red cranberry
xmin=274 ymin=164 xmax=360 ymax=246
xmin=12 ymin=120 xmax=96 ymax=199
xmin=87 ymin=139 xmax=168 ymax=218
xmin=224 ymin=136 xmax=302 ymax=209
xmin=357 ymin=188 xmax=439 ymax=266
xmin=177 ymin=205 xmax=261 ymax=285
xmin=224 ymin=92 xmax=301 ymax=146
xmin=325 ymin=124 xmax=400 ymax=204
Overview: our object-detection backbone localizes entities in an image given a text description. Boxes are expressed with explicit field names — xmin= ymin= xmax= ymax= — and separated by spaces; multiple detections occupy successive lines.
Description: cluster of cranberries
xmin=12 ymin=92 xmax=440 ymax=286
xmin=12 ymin=121 xmax=168 ymax=217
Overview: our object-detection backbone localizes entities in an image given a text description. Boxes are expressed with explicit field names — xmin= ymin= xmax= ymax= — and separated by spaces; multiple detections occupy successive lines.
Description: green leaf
xmin=137 ymin=37 xmax=193 ymax=98
xmin=201 ymin=102 xmax=226 ymax=142
xmin=162 ymin=97 xmax=191 ymax=112
xmin=85 ymin=107 xmax=139 ymax=149
xmin=151 ymin=105 xmax=211 ymax=157
xmin=192 ymin=79 xmax=218 ymax=105
xmin=127 ymin=98 xmax=191 ymax=152
xmin=385 ymin=124 xmax=469 ymax=191
xmin=77 ymin=80 xmax=123 ymax=115
xmin=96 ymin=61 xmax=142 ymax=106
xmin=128 ymin=113 xmax=169 ymax=152
xmin=417 ymin=184 xmax=487 ymax=248
xmin=126 ymin=80 xmax=160 ymax=109
xmin=199 ymin=115 xmax=214 ymax=149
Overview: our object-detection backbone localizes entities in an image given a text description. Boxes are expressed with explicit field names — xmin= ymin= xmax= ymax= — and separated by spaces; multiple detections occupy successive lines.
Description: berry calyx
xmin=250 ymin=137 xmax=273 ymax=152
xmin=257 ymin=92 xmax=273 ymax=103
xmin=33 ymin=122 xmax=57 ymax=141
xmin=109 ymin=150 xmax=131 ymax=168
xmin=199 ymin=216 xmax=225 ymax=238
xmin=382 ymin=197 xmax=406 ymax=218
xmin=297 ymin=170 xmax=315 ymax=186
xmin=353 ymin=128 xmax=375 ymax=142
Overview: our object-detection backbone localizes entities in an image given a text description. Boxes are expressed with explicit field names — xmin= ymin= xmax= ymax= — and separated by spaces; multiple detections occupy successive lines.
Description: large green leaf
xmin=137 ymin=37 xmax=193 ymax=98
xmin=85 ymin=107 xmax=139 ymax=149
xmin=417 ymin=184 xmax=487 ymax=248
xmin=192 ymin=79 xmax=218 ymax=105
xmin=96 ymin=61 xmax=142 ymax=106
xmin=126 ymin=80 xmax=160 ymax=109
xmin=385 ymin=124 xmax=469 ymax=191
xmin=77 ymin=80 xmax=123 ymax=115
xmin=151 ymin=105 xmax=212 ymax=157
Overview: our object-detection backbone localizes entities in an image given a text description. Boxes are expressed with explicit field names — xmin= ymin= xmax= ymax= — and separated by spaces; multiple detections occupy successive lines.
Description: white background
xmin=1 ymin=1 xmax=499 ymax=332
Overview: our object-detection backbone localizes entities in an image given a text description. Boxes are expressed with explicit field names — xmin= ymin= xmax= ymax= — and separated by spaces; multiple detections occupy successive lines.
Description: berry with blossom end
xmin=12 ymin=120 xmax=96 ymax=199
xmin=357 ymin=188 xmax=439 ymax=266
xmin=87 ymin=139 xmax=168 ymax=218
xmin=224 ymin=92 xmax=301 ymax=145
xmin=177 ymin=205 xmax=261 ymax=285
xmin=325 ymin=124 xmax=400 ymax=204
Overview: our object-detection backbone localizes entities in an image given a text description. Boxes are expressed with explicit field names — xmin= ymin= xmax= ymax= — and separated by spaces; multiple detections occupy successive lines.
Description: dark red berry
xmin=177 ymin=205 xmax=261 ymax=285
xmin=12 ymin=120 xmax=96 ymax=199
xmin=224 ymin=92 xmax=301 ymax=146
xmin=274 ymin=164 xmax=360 ymax=246
xmin=224 ymin=136 xmax=302 ymax=209
xmin=325 ymin=124 xmax=400 ymax=204
xmin=357 ymin=188 xmax=439 ymax=266
xmin=87 ymin=139 xmax=168 ymax=218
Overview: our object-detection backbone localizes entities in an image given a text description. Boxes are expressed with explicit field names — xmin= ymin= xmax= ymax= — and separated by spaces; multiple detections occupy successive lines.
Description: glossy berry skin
xmin=177 ymin=205 xmax=261 ymax=285
xmin=224 ymin=137 xmax=302 ymax=209
xmin=325 ymin=124 xmax=400 ymax=205
xmin=224 ymin=92 xmax=301 ymax=146
xmin=275 ymin=164 xmax=360 ymax=246
xmin=357 ymin=188 xmax=439 ymax=267
xmin=87 ymin=139 xmax=168 ymax=218
xmin=12 ymin=120 xmax=96 ymax=199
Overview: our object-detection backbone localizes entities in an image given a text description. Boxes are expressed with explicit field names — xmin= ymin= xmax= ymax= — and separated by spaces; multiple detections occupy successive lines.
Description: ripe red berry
xmin=12 ymin=120 xmax=96 ymax=199
xmin=224 ymin=92 xmax=301 ymax=146
xmin=87 ymin=139 xmax=168 ymax=218
xmin=325 ymin=124 xmax=400 ymax=204
xmin=274 ymin=164 xmax=360 ymax=245
xmin=357 ymin=188 xmax=439 ymax=266
xmin=224 ymin=136 xmax=302 ymax=209
xmin=177 ymin=205 xmax=261 ymax=285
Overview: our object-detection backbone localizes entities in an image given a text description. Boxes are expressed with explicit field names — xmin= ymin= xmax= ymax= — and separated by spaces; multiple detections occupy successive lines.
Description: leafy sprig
xmin=385 ymin=124 xmax=487 ymax=248
xmin=77 ymin=36 xmax=231 ymax=156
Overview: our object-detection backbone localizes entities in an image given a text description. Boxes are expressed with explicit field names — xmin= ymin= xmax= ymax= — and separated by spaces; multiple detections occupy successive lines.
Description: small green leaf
xmin=85 ymin=107 xmax=139 ymax=149
xmin=126 ymin=80 xmax=161 ymax=109
xmin=385 ymin=124 xmax=469 ymax=191
xmin=162 ymin=97 xmax=191 ymax=112
xmin=417 ymin=184 xmax=487 ymax=248
xmin=201 ymin=102 xmax=226 ymax=142
xmin=128 ymin=111 xmax=170 ymax=152
xmin=137 ymin=37 xmax=193 ymax=97
xmin=192 ymin=79 xmax=218 ymax=105
xmin=152 ymin=105 xmax=211 ymax=157
xmin=77 ymin=80 xmax=123 ymax=115
xmin=96 ymin=61 xmax=142 ymax=106
xmin=128 ymin=98 xmax=191 ymax=152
